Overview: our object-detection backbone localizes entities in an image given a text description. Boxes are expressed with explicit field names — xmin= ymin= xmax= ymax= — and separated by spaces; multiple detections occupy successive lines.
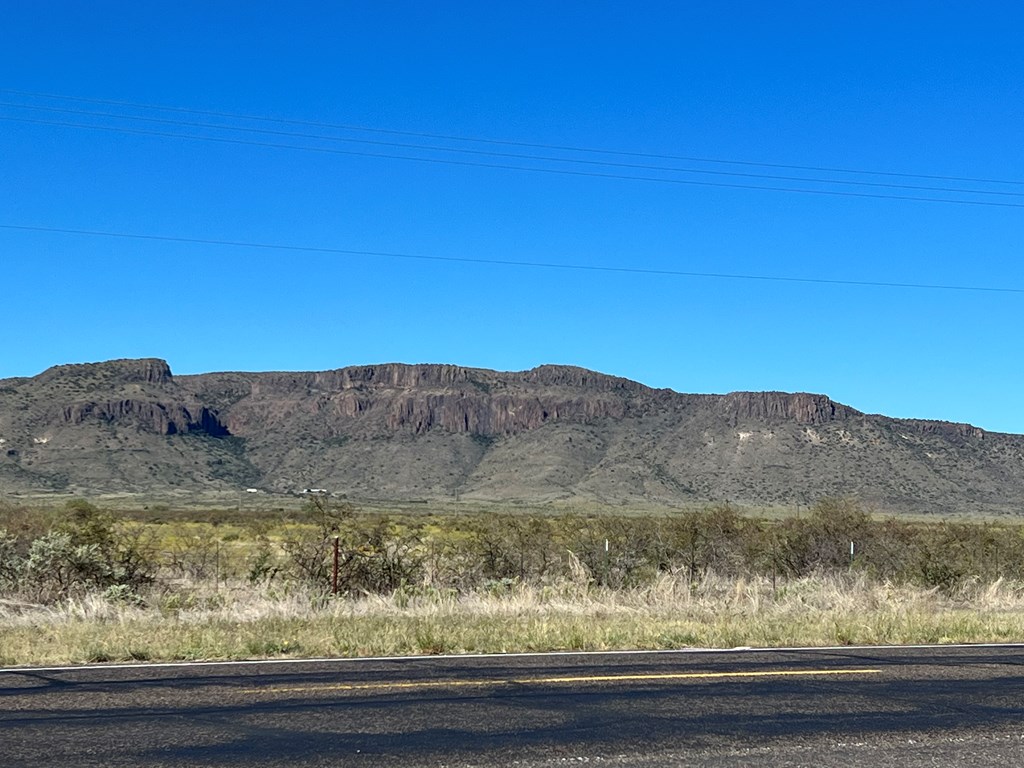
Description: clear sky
xmin=2 ymin=3 xmax=1023 ymax=433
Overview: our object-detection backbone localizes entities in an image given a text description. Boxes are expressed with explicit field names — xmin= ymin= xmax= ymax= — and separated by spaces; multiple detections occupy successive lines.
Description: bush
xmin=4 ymin=497 xmax=1023 ymax=604
xmin=0 ymin=528 xmax=21 ymax=589
xmin=0 ymin=501 xmax=157 ymax=603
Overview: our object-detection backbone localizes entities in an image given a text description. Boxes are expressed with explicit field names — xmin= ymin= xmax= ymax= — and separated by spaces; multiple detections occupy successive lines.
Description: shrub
xmin=0 ymin=528 xmax=21 ymax=589
xmin=2 ymin=501 xmax=157 ymax=603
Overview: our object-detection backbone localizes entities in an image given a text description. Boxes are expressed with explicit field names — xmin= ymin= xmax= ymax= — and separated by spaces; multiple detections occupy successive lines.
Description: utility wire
xmin=3 ymin=101 xmax=1022 ymax=198
xmin=4 ymin=87 xmax=1023 ymax=187
xmin=6 ymin=114 xmax=1024 ymax=210
xmin=2 ymin=223 xmax=1021 ymax=294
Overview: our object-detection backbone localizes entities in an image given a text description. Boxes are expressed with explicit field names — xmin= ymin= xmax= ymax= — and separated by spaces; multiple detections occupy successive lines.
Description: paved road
xmin=3 ymin=645 xmax=1024 ymax=766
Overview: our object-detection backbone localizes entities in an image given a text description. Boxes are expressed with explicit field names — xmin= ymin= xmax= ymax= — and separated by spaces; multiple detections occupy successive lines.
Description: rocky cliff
xmin=716 ymin=391 xmax=858 ymax=425
xmin=1 ymin=358 xmax=1021 ymax=514
xmin=59 ymin=400 xmax=228 ymax=436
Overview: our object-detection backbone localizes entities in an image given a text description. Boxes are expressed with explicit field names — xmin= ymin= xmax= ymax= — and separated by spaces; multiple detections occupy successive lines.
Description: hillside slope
xmin=0 ymin=358 xmax=1020 ymax=513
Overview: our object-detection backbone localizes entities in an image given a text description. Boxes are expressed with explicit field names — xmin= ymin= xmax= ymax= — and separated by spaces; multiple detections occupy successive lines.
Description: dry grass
xmin=3 ymin=573 xmax=1024 ymax=667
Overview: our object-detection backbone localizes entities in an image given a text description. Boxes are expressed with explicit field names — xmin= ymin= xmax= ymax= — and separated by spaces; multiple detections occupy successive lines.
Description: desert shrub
xmin=247 ymin=525 xmax=280 ymax=585
xmin=165 ymin=525 xmax=222 ymax=580
xmin=559 ymin=515 xmax=665 ymax=588
xmin=469 ymin=515 xmax=560 ymax=583
xmin=418 ymin=523 xmax=478 ymax=591
xmin=907 ymin=522 xmax=990 ymax=590
xmin=856 ymin=517 xmax=920 ymax=581
xmin=7 ymin=497 xmax=1024 ymax=604
xmin=767 ymin=498 xmax=873 ymax=577
xmin=335 ymin=517 xmax=425 ymax=594
xmin=0 ymin=528 xmax=22 ymax=589
xmin=5 ymin=501 xmax=158 ymax=602
xmin=656 ymin=506 xmax=751 ymax=580
xmin=281 ymin=495 xmax=353 ymax=587
xmin=108 ymin=520 xmax=160 ymax=589
xmin=21 ymin=532 xmax=111 ymax=601
xmin=804 ymin=498 xmax=874 ymax=569
xmin=58 ymin=500 xmax=116 ymax=549
xmin=0 ymin=503 xmax=58 ymax=555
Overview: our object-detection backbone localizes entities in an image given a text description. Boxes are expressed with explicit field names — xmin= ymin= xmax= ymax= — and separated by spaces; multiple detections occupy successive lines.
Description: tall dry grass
xmin=4 ymin=572 xmax=1024 ymax=666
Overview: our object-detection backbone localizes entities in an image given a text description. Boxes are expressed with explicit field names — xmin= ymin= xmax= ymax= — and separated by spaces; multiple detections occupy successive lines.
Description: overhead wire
xmin=3 ymin=87 xmax=1023 ymax=187
xmin=2 ymin=223 xmax=1021 ymax=294
xmin=5 ymin=114 xmax=1024 ymax=210
xmin=3 ymin=91 xmax=1021 ymax=295
xmin=2 ymin=101 xmax=1023 ymax=199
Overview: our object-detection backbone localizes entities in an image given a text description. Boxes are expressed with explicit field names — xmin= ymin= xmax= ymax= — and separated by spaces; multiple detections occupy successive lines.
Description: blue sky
xmin=2 ymin=3 xmax=1023 ymax=432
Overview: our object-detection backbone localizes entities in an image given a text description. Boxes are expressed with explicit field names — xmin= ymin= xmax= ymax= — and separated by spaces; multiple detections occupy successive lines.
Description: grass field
xmin=3 ymin=497 xmax=1024 ymax=666
xmin=4 ymin=573 xmax=1024 ymax=666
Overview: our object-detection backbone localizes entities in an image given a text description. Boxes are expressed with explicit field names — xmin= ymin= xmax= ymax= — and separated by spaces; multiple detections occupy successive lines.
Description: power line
xmin=6 ymin=114 xmax=1024 ymax=210
xmin=4 ymin=87 xmax=1023 ymax=188
xmin=2 ymin=222 xmax=1021 ymax=294
xmin=3 ymin=101 xmax=1023 ymax=199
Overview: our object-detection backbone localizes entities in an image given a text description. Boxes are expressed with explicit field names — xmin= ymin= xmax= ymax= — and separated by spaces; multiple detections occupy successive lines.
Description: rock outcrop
xmin=35 ymin=358 xmax=173 ymax=386
xmin=1 ymin=357 xmax=1020 ymax=514
xmin=384 ymin=392 xmax=630 ymax=435
xmin=899 ymin=419 xmax=986 ymax=441
xmin=716 ymin=392 xmax=859 ymax=425
xmin=59 ymin=400 xmax=229 ymax=436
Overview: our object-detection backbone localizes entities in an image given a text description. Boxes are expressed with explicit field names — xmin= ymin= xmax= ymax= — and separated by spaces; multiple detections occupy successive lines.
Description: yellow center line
xmin=241 ymin=667 xmax=881 ymax=695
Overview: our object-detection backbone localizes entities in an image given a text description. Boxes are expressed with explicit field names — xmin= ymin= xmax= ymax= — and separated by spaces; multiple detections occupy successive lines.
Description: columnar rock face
xmin=717 ymin=392 xmax=857 ymax=425
xmin=59 ymin=400 xmax=229 ymax=436
xmin=212 ymin=364 xmax=647 ymax=439
xmin=382 ymin=393 xmax=630 ymax=435
xmin=1 ymin=357 xmax=1022 ymax=514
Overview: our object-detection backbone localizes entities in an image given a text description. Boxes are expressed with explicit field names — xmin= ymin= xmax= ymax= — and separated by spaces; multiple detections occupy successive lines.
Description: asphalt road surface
xmin=3 ymin=645 xmax=1024 ymax=766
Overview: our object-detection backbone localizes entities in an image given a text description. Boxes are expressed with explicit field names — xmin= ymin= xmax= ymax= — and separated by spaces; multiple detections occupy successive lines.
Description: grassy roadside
xmin=6 ymin=498 xmax=1024 ymax=667
xmin=4 ymin=573 xmax=1024 ymax=667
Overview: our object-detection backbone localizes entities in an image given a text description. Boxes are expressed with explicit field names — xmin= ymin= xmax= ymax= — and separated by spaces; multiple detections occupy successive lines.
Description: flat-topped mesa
xmin=7 ymin=356 xmax=1024 ymax=512
xmin=246 ymin=363 xmax=649 ymax=396
xmin=717 ymin=391 xmax=860 ymax=425
xmin=35 ymin=358 xmax=173 ymax=387
xmin=327 ymin=364 xmax=476 ymax=390
xmin=248 ymin=364 xmax=475 ymax=395
xmin=343 ymin=363 xmax=647 ymax=392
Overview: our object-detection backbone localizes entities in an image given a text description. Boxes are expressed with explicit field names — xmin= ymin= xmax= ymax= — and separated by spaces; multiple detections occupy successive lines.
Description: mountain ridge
xmin=0 ymin=358 xmax=1019 ymax=514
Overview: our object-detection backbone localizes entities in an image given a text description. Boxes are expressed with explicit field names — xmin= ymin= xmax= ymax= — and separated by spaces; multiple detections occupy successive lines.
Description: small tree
xmin=281 ymin=493 xmax=354 ymax=588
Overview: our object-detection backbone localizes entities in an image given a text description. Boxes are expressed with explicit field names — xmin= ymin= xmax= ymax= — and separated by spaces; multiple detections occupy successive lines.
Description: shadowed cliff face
xmin=59 ymin=400 xmax=229 ymax=436
xmin=1 ymin=358 xmax=1020 ymax=514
